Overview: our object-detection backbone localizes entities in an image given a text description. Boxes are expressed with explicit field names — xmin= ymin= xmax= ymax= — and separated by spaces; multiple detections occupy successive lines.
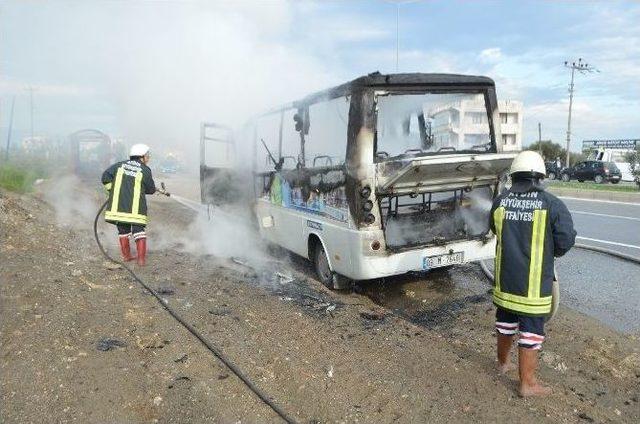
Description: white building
xmin=499 ymin=100 xmax=523 ymax=152
xmin=429 ymin=99 xmax=523 ymax=152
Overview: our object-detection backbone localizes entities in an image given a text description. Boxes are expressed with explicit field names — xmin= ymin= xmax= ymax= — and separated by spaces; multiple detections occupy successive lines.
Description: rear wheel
xmin=314 ymin=244 xmax=334 ymax=289
xmin=313 ymin=243 xmax=351 ymax=290
xmin=611 ymin=179 xmax=620 ymax=184
xmin=561 ymin=173 xmax=570 ymax=182
xmin=547 ymin=172 xmax=556 ymax=180
xmin=577 ymin=179 xmax=584 ymax=183
xmin=594 ymin=175 xmax=604 ymax=184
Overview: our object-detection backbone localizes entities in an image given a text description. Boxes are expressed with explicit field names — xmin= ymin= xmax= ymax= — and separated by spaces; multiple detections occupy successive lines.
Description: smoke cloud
xmin=100 ymin=2 xmax=339 ymax=168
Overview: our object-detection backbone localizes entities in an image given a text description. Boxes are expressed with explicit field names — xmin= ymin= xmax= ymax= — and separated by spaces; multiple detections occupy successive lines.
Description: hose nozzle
xmin=158 ymin=182 xmax=171 ymax=197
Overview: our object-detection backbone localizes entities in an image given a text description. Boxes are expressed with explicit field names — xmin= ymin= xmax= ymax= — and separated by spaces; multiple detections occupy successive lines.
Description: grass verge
xmin=0 ymin=161 xmax=48 ymax=193
xmin=546 ymin=180 xmax=639 ymax=193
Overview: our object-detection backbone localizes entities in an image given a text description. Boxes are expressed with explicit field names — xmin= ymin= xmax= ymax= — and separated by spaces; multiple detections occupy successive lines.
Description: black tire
xmin=577 ymin=179 xmax=584 ymax=183
xmin=547 ymin=172 xmax=556 ymax=180
xmin=594 ymin=175 xmax=604 ymax=184
xmin=314 ymin=243 xmax=334 ymax=289
xmin=561 ymin=173 xmax=570 ymax=182
xmin=611 ymin=180 xmax=620 ymax=184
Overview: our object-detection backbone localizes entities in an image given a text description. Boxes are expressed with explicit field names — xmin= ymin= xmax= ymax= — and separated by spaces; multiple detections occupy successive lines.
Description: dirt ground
xmin=1 ymin=184 xmax=639 ymax=424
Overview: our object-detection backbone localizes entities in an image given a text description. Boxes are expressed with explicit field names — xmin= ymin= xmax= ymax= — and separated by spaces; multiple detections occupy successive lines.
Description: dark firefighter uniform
xmin=102 ymin=159 xmax=156 ymax=227
xmin=490 ymin=184 xmax=576 ymax=349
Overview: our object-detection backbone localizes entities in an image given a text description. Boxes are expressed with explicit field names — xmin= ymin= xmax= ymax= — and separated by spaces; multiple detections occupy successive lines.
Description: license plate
xmin=423 ymin=252 xmax=464 ymax=270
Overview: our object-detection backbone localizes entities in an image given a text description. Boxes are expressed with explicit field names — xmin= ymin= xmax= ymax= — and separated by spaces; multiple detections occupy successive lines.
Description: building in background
xmin=498 ymin=100 xmax=523 ymax=152
xmin=429 ymin=99 xmax=523 ymax=152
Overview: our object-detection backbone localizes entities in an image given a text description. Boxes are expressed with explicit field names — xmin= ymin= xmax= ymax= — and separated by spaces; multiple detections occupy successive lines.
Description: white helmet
xmin=510 ymin=150 xmax=546 ymax=176
xmin=129 ymin=143 xmax=150 ymax=157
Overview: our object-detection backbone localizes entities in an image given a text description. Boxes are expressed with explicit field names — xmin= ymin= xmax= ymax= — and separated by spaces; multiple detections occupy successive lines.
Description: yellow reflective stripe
xmin=528 ymin=209 xmax=547 ymax=298
xmin=110 ymin=168 xmax=125 ymax=213
xmin=131 ymin=171 xmax=143 ymax=215
xmin=493 ymin=295 xmax=552 ymax=315
xmin=493 ymin=207 xmax=506 ymax=291
xmin=105 ymin=210 xmax=148 ymax=225
xmin=493 ymin=288 xmax=552 ymax=306
xmin=103 ymin=182 xmax=112 ymax=190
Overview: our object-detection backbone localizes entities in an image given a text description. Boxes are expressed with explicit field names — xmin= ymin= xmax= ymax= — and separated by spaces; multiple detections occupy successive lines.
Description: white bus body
xmin=204 ymin=73 xmax=516 ymax=288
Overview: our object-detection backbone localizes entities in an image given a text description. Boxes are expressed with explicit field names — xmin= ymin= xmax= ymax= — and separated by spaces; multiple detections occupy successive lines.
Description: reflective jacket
xmin=489 ymin=184 xmax=576 ymax=316
xmin=101 ymin=159 xmax=156 ymax=225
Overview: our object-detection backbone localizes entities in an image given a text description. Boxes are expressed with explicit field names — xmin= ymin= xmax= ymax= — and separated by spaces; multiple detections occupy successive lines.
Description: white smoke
xmin=99 ymin=2 xmax=339 ymax=167
xmin=457 ymin=187 xmax=493 ymax=235
xmin=41 ymin=174 xmax=100 ymax=228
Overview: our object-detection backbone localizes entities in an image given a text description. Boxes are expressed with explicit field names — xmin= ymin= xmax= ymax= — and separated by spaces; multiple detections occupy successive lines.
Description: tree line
xmin=526 ymin=140 xmax=586 ymax=167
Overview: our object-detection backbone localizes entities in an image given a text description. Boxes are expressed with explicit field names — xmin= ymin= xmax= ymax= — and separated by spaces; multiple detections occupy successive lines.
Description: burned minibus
xmin=203 ymin=73 xmax=516 ymax=289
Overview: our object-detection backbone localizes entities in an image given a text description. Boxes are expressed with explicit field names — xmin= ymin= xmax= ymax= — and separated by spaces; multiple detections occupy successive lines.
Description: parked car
xmin=544 ymin=161 xmax=562 ymax=180
xmin=560 ymin=160 xmax=622 ymax=184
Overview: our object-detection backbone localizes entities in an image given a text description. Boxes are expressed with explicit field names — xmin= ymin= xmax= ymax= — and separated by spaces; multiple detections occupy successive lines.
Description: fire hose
xmin=93 ymin=189 xmax=297 ymax=424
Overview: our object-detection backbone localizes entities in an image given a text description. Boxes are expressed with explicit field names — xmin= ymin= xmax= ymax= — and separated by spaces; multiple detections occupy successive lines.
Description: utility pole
xmin=395 ymin=4 xmax=399 ymax=72
xmin=538 ymin=122 xmax=542 ymax=156
xmin=5 ymin=95 xmax=16 ymax=161
xmin=25 ymin=85 xmax=36 ymax=143
xmin=563 ymin=58 xmax=597 ymax=168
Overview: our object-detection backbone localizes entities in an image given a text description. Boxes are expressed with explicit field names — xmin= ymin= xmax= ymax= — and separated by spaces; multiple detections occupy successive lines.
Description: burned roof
xmin=295 ymin=72 xmax=495 ymax=107
xmin=348 ymin=71 xmax=493 ymax=88
xmin=259 ymin=72 xmax=496 ymax=116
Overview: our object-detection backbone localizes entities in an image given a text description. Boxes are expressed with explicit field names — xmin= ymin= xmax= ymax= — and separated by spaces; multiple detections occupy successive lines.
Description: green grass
xmin=0 ymin=159 xmax=51 ymax=193
xmin=546 ymin=180 xmax=639 ymax=193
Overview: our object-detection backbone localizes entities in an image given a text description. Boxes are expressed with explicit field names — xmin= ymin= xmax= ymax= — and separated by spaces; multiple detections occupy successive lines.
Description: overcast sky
xmin=1 ymin=0 xmax=639 ymax=152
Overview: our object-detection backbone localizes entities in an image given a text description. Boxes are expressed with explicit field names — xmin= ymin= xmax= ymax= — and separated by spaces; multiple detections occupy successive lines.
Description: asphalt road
xmin=559 ymin=196 xmax=640 ymax=259
xmin=554 ymin=196 xmax=640 ymax=334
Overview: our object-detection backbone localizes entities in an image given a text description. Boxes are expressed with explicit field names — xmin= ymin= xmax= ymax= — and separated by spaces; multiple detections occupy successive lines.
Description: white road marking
xmin=570 ymin=210 xmax=640 ymax=222
xmin=558 ymin=196 xmax=640 ymax=206
xmin=576 ymin=236 xmax=640 ymax=250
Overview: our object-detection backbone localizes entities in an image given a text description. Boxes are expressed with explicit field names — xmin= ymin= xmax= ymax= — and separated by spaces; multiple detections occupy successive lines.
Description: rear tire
xmin=313 ymin=243 xmax=351 ymax=290
xmin=594 ymin=175 xmax=604 ymax=184
xmin=547 ymin=172 xmax=556 ymax=180
xmin=314 ymin=244 xmax=334 ymax=289
xmin=561 ymin=173 xmax=570 ymax=182
xmin=611 ymin=180 xmax=620 ymax=184
xmin=577 ymin=179 xmax=584 ymax=183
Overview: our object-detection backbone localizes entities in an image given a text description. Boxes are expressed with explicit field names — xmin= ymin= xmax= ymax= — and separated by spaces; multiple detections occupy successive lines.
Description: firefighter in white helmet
xmin=489 ymin=150 xmax=576 ymax=396
xmin=101 ymin=144 xmax=157 ymax=266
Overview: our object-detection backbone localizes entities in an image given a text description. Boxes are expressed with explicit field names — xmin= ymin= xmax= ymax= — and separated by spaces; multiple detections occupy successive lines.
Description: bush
xmin=0 ymin=163 xmax=36 ymax=193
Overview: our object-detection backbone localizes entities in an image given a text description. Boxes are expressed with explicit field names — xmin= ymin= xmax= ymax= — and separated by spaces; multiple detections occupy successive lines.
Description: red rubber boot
xmin=118 ymin=236 xmax=135 ymax=262
xmin=135 ymin=237 xmax=147 ymax=266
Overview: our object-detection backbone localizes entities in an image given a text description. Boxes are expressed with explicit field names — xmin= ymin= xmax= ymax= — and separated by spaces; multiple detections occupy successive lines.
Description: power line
xmin=563 ymin=58 xmax=598 ymax=167
xmin=384 ymin=0 xmax=421 ymax=72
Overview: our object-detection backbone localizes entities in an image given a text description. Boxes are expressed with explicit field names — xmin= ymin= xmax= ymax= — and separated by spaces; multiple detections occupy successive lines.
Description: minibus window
xmin=375 ymin=92 xmax=494 ymax=159
xmin=305 ymin=96 xmax=350 ymax=167
xmin=255 ymin=113 xmax=282 ymax=172
xmin=281 ymin=109 xmax=302 ymax=169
